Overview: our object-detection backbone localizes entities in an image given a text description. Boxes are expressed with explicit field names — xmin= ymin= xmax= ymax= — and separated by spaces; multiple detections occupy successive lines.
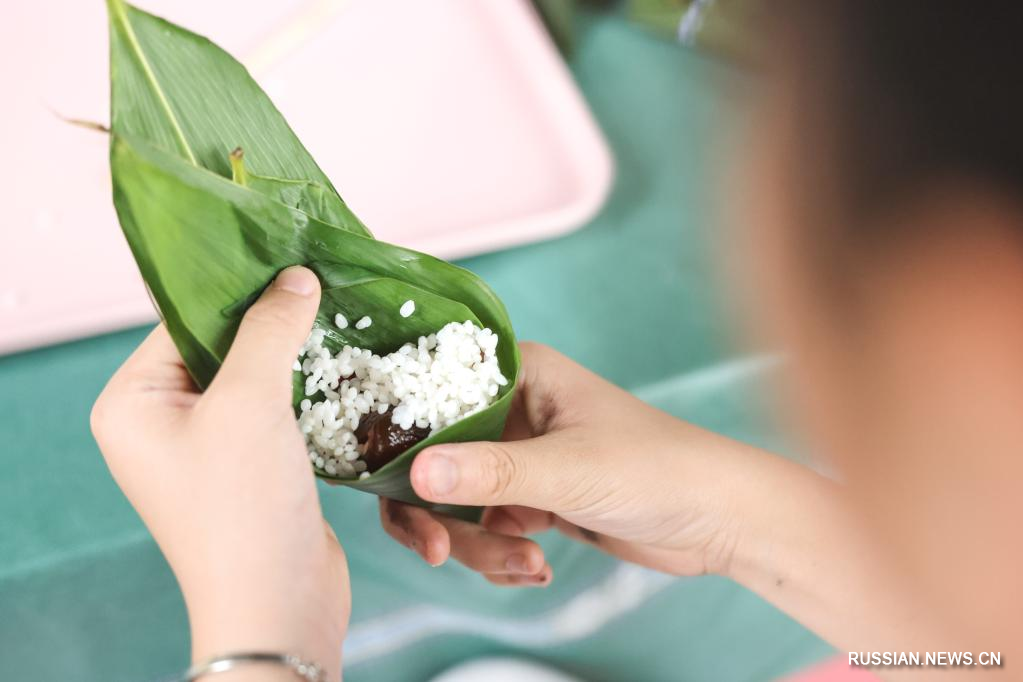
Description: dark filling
xmin=354 ymin=407 xmax=431 ymax=473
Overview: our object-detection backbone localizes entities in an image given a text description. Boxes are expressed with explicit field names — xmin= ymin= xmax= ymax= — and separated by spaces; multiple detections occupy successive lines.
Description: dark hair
xmin=781 ymin=2 xmax=1023 ymax=224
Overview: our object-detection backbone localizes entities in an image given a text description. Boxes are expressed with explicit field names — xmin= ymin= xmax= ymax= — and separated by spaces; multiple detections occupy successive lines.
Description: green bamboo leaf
xmin=316 ymin=271 xmax=483 ymax=354
xmin=110 ymin=133 xmax=519 ymax=510
xmin=106 ymin=0 xmax=371 ymax=236
xmin=229 ymin=148 xmax=371 ymax=236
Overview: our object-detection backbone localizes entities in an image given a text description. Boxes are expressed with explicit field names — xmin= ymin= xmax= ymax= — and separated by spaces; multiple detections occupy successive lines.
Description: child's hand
xmin=91 ymin=266 xmax=348 ymax=678
xmin=380 ymin=343 xmax=764 ymax=586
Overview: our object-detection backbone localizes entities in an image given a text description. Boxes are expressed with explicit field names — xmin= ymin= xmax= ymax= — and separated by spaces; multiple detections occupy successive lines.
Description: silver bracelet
xmin=181 ymin=652 xmax=326 ymax=681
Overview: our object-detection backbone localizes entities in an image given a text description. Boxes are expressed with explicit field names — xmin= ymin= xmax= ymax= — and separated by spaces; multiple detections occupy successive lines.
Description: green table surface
xmin=0 ymin=10 xmax=831 ymax=682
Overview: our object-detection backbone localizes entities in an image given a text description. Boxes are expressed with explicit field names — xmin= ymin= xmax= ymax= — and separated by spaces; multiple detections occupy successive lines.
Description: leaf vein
xmin=109 ymin=0 xmax=197 ymax=164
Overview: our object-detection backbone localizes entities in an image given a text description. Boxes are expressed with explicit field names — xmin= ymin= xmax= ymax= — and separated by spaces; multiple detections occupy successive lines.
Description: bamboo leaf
xmin=106 ymin=0 xmax=371 ymax=236
xmin=229 ymin=148 xmax=371 ymax=237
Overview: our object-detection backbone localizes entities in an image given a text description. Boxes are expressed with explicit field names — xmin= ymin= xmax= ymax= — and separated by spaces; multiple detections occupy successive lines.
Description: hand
xmin=385 ymin=346 xmax=959 ymax=669
xmin=380 ymin=342 xmax=763 ymax=586
xmin=91 ymin=267 xmax=348 ymax=680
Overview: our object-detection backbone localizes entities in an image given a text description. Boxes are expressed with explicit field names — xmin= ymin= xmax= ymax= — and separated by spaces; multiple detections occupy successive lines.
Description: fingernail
xmin=513 ymin=572 xmax=550 ymax=587
xmin=531 ymin=571 xmax=551 ymax=585
xmin=506 ymin=554 xmax=530 ymax=574
xmin=426 ymin=452 xmax=458 ymax=497
xmin=274 ymin=266 xmax=316 ymax=296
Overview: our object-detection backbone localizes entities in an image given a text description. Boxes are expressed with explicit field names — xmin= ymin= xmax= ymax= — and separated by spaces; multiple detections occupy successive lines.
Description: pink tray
xmin=1 ymin=0 xmax=613 ymax=354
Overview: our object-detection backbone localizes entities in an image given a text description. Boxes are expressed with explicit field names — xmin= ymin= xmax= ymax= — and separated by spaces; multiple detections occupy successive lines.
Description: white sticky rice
xmin=296 ymin=313 xmax=507 ymax=479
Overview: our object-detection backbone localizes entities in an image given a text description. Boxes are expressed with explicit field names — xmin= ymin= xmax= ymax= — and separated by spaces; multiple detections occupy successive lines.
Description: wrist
xmin=656 ymin=421 xmax=782 ymax=578
xmin=724 ymin=452 xmax=839 ymax=587
xmin=185 ymin=585 xmax=345 ymax=681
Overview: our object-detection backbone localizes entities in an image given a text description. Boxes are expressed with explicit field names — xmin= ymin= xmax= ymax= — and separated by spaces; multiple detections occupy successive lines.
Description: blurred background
xmin=0 ymin=1 xmax=857 ymax=680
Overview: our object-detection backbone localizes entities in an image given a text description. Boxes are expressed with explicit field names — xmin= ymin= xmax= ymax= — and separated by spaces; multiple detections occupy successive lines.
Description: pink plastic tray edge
xmin=404 ymin=1 xmax=616 ymax=259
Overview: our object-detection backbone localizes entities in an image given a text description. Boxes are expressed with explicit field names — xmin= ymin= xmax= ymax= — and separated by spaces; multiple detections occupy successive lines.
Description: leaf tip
xmin=47 ymin=105 xmax=110 ymax=134
xmin=105 ymin=0 xmax=127 ymax=20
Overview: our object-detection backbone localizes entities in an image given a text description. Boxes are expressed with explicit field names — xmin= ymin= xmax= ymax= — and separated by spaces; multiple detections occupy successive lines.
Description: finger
xmin=92 ymin=325 xmax=196 ymax=447
xmin=483 ymin=563 xmax=553 ymax=588
xmin=554 ymin=517 xmax=607 ymax=546
xmin=409 ymin=434 xmax=583 ymax=509
xmin=434 ymin=514 xmax=546 ymax=576
xmin=481 ymin=506 xmax=555 ymax=537
xmin=379 ymin=498 xmax=450 ymax=566
xmin=211 ymin=266 xmax=320 ymax=403
xmin=106 ymin=325 xmax=195 ymax=394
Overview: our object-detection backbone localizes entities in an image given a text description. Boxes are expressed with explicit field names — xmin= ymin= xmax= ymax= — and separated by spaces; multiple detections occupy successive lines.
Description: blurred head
xmin=737 ymin=1 xmax=1023 ymax=643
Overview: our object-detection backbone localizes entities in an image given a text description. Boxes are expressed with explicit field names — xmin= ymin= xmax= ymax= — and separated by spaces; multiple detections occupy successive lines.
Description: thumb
xmin=410 ymin=435 xmax=580 ymax=510
xmin=211 ymin=266 xmax=321 ymax=402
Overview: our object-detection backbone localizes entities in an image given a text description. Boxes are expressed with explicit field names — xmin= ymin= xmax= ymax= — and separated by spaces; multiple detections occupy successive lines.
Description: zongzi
xmin=297 ymin=317 xmax=508 ymax=480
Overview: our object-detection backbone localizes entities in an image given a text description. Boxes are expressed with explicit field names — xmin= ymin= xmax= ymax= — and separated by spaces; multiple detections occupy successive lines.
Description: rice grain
xmin=297 ymin=319 xmax=507 ymax=479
